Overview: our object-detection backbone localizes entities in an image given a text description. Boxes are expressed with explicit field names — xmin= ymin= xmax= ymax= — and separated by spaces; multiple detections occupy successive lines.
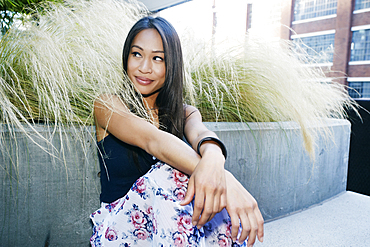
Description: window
xmin=293 ymin=0 xmax=337 ymax=22
xmin=351 ymin=29 xmax=370 ymax=62
xmin=292 ymin=33 xmax=335 ymax=63
xmin=354 ymin=0 xmax=370 ymax=11
xmin=246 ymin=4 xmax=252 ymax=31
xmin=348 ymin=81 xmax=370 ymax=98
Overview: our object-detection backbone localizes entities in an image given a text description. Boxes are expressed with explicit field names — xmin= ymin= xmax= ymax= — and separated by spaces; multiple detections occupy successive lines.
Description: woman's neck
xmin=143 ymin=94 xmax=159 ymax=127
xmin=143 ymin=94 xmax=157 ymax=110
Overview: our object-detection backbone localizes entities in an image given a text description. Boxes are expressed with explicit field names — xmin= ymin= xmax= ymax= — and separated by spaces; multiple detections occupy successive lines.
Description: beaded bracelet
xmin=196 ymin=137 xmax=227 ymax=160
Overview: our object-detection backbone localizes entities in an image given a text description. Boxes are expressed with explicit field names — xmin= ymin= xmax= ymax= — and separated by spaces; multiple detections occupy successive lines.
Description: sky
xmin=157 ymin=0 xmax=283 ymax=45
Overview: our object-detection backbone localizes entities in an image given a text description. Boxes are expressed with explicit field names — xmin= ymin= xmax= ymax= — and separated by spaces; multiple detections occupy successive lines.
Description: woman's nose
xmin=139 ymin=58 xmax=152 ymax=73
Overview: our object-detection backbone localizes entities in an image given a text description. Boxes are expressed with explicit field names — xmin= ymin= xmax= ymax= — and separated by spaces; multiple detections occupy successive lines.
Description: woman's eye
xmin=132 ymin=52 xmax=141 ymax=57
xmin=153 ymin=56 xmax=164 ymax=61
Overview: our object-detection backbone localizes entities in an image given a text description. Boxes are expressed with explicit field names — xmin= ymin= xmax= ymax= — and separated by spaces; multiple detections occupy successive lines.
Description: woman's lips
xmin=135 ymin=76 xmax=154 ymax=85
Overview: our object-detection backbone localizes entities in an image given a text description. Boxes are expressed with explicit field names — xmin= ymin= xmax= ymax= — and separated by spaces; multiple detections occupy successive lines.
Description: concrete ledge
xmin=0 ymin=119 xmax=351 ymax=245
xmin=0 ymin=125 xmax=100 ymax=246
xmin=205 ymin=119 xmax=351 ymax=221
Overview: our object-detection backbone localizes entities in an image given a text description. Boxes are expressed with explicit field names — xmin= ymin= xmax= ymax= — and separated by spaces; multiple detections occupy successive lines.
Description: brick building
xmin=271 ymin=0 xmax=370 ymax=98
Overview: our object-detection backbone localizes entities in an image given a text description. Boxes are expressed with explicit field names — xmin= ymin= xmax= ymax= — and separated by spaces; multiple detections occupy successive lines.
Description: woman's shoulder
xmin=94 ymin=94 xmax=130 ymax=142
xmin=94 ymin=94 xmax=130 ymax=115
xmin=94 ymin=94 xmax=122 ymax=106
xmin=183 ymin=104 xmax=199 ymax=119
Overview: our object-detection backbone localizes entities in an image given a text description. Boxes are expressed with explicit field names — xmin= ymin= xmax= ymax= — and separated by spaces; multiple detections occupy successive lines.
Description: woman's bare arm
xmin=182 ymin=105 xmax=264 ymax=246
xmin=94 ymin=94 xmax=200 ymax=175
xmin=180 ymin=105 xmax=227 ymax=228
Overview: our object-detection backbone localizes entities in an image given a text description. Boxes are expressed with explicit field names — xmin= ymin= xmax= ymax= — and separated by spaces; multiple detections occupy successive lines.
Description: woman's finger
xmin=255 ymin=207 xmax=264 ymax=242
xmin=180 ymin=175 xmax=194 ymax=206
xmin=246 ymin=211 xmax=259 ymax=247
xmin=196 ymin=193 xmax=214 ymax=228
xmin=192 ymin=188 xmax=205 ymax=227
xmin=220 ymin=192 xmax=227 ymax=210
xmin=238 ymin=212 xmax=251 ymax=244
xmin=202 ymin=194 xmax=221 ymax=225
xmin=228 ymin=209 xmax=240 ymax=242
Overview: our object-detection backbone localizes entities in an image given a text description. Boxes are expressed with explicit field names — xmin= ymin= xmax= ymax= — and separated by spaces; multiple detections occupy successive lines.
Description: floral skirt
xmin=90 ymin=162 xmax=246 ymax=247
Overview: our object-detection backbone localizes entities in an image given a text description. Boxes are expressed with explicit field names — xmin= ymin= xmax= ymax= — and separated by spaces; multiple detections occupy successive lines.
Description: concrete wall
xmin=0 ymin=125 xmax=100 ymax=246
xmin=0 ymin=119 xmax=351 ymax=245
xmin=205 ymin=119 xmax=351 ymax=221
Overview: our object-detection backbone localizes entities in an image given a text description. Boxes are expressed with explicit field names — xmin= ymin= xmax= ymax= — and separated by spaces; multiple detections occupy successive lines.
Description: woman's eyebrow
xmin=131 ymin=45 xmax=164 ymax=54
xmin=131 ymin=45 xmax=143 ymax=51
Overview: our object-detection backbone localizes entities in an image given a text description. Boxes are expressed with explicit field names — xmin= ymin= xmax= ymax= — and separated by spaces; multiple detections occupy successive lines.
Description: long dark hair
xmin=122 ymin=17 xmax=184 ymax=139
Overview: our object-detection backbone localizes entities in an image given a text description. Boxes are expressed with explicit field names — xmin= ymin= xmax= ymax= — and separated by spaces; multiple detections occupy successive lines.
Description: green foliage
xmin=1 ymin=0 xmax=42 ymax=13
xmin=0 ymin=0 xmax=62 ymax=35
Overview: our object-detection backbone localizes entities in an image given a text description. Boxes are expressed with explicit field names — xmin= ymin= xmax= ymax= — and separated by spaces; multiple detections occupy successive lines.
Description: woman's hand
xmin=180 ymin=151 xmax=227 ymax=229
xmin=225 ymin=170 xmax=264 ymax=247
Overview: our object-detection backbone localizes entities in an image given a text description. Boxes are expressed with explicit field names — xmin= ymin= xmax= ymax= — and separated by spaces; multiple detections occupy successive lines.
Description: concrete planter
xmin=0 ymin=119 xmax=350 ymax=245
xmin=0 ymin=125 xmax=100 ymax=246
xmin=205 ymin=119 xmax=351 ymax=222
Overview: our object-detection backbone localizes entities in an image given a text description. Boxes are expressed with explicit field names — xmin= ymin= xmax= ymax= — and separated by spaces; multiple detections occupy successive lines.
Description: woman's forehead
xmin=131 ymin=29 xmax=164 ymax=51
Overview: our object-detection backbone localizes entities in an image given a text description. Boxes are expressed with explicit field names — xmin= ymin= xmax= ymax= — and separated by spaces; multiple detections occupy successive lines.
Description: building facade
xmin=280 ymin=0 xmax=370 ymax=98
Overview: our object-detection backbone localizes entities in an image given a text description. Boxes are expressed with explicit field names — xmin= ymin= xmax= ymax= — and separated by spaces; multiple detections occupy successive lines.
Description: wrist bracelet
xmin=196 ymin=137 xmax=227 ymax=160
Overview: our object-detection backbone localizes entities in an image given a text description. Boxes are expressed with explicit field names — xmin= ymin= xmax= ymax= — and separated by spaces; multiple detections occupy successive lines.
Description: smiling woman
xmin=121 ymin=17 xmax=186 ymax=139
xmin=0 ymin=0 xmax=356 ymax=246
xmin=90 ymin=16 xmax=264 ymax=247
xmin=127 ymin=29 xmax=166 ymax=102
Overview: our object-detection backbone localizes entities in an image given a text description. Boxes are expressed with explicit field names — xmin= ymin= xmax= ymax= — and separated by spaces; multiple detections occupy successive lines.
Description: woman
xmin=91 ymin=16 xmax=264 ymax=247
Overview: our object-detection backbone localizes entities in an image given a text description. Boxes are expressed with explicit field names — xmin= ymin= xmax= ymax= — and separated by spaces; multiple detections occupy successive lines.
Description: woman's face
xmin=127 ymin=28 xmax=166 ymax=97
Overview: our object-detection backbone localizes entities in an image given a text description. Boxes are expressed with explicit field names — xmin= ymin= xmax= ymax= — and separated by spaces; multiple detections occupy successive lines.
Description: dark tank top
xmin=97 ymin=134 xmax=158 ymax=203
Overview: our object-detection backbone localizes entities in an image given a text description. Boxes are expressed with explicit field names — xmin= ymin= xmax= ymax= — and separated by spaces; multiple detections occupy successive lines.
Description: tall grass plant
xmin=0 ymin=0 xmax=356 ymax=166
xmin=182 ymin=37 xmax=354 ymax=157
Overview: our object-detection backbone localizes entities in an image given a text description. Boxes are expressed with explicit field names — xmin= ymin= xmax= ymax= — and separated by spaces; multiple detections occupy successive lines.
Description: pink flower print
xmin=131 ymin=210 xmax=147 ymax=229
xmin=174 ymin=187 xmax=187 ymax=201
xmin=106 ymin=199 xmax=120 ymax=212
xmin=135 ymin=177 xmax=146 ymax=194
xmin=225 ymin=221 xmax=232 ymax=237
xmin=91 ymin=210 xmax=101 ymax=217
xmin=105 ymin=227 xmax=118 ymax=241
xmin=218 ymin=234 xmax=231 ymax=247
xmin=173 ymin=232 xmax=188 ymax=247
xmin=134 ymin=228 xmax=149 ymax=240
xmin=177 ymin=214 xmax=193 ymax=234
xmin=172 ymin=170 xmax=189 ymax=187
xmin=146 ymin=206 xmax=153 ymax=215
xmin=110 ymin=200 xmax=120 ymax=208
xmin=152 ymin=213 xmax=158 ymax=234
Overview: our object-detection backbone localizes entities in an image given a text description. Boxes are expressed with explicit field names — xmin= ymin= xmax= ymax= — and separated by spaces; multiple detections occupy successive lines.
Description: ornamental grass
xmin=0 ymin=0 xmax=356 ymax=160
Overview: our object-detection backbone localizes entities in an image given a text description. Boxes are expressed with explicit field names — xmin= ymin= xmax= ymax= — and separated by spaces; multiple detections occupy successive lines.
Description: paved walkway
xmin=253 ymin=191 xmax=370 ymax=247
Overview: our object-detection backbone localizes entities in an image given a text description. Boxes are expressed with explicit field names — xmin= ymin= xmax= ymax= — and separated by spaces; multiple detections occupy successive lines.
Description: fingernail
xmin=192 ymin=221 xmax=197 ymax=226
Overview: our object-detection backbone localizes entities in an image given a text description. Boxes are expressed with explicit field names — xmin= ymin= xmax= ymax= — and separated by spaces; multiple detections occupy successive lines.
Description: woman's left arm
xmin=180 ymin=105 xmax=227 ymax=228
xmin=181 ymin=106 xmax=264 ymax=247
